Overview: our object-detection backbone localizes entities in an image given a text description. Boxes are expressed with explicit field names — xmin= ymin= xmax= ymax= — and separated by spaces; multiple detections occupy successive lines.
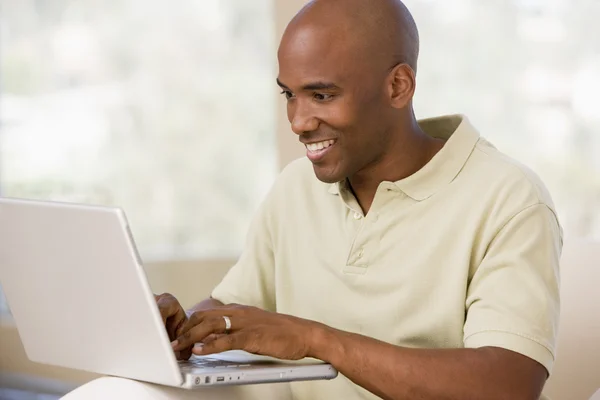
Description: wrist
xmin=306 ymin=321 xmax=345 ymax=364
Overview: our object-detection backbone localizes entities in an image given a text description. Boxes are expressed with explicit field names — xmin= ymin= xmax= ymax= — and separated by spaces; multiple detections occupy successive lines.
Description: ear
xmin=387 ymin=63 xmax=416 ymax=109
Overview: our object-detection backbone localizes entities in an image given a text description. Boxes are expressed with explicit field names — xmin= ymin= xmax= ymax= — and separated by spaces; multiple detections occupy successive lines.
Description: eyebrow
xmin=276 ymin=78 xmax=340 ymax=91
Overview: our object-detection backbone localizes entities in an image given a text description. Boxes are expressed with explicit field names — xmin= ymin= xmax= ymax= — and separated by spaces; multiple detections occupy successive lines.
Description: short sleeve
xmin=463 ymin=203 xmax=562 ymax=375
xmin=210 ymin=192 xmax=276 ymax=312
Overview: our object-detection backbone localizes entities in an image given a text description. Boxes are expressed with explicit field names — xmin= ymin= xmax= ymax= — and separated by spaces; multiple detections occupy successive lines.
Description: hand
xmin=171 ymin=304 xmax=319 ymax=360
xmin=154 ymin=293 xmax=193 ymax=360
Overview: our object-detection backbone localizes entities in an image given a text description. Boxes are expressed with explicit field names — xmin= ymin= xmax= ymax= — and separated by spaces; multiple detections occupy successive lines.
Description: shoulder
xmin=465 ymin=137 xmax=558 ymax=216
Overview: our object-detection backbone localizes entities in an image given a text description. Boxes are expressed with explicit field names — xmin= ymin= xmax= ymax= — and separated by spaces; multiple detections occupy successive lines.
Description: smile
xmin=305 ymin=139 xmax=335 ymax=152
xmin=305 ymin=139 xmax=336 ymax=162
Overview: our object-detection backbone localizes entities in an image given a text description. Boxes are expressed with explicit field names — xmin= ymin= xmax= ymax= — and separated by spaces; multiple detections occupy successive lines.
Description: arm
xmin=309 ymin=203 xmax=559 ymax=400
xmin=310 ymin=324 xmax=546 ymax=400
xmin=174 ymin=203 xmax=560 ymax=400
xmin=308 ymin=203 xmax=559 ymax=400
xmin=174 ymin=305 xmax=546 ymax=400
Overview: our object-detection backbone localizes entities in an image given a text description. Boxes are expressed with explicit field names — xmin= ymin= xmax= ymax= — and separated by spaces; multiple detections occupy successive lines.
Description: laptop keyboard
xmin=178 ymin=357 xmax=252 ymax=371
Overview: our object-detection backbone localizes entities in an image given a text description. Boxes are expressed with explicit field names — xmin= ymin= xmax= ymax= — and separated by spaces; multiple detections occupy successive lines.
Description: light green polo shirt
xmin=211 ymin=114 xmax=562 ymax=400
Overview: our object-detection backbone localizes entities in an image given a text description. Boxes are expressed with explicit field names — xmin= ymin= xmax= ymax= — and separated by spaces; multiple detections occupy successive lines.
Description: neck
xmin=348 ymin=121 xmax=444 ymax=214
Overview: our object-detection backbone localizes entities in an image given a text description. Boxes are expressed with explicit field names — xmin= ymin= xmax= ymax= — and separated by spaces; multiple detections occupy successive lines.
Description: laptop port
xmin=204 ymin=376 xmax=210 ymax=384
xmin=216 ymin=377 xmax=225 ymax=382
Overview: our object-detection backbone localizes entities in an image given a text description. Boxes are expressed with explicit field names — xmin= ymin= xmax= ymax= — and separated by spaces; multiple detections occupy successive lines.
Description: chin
xmin=312 ymin=163 xmax=345 ymax=184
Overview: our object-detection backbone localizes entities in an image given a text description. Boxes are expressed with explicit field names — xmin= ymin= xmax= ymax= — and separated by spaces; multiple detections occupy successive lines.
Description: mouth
xmin=305 ymin=139 xmax=337 ymax=163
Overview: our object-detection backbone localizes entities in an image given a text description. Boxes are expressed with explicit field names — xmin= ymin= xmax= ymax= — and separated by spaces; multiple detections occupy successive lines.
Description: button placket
xmin=344 ymin=207 xmax=367 ymax=272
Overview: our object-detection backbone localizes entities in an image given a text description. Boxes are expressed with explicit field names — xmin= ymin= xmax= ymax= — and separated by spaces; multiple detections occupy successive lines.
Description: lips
xmin=305 ymin=139 xmax=337 ymax=162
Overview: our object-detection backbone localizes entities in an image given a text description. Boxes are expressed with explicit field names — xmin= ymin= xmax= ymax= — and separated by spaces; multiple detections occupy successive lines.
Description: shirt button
xmin=357 ymin=248 xmax=364 ymax=258
xmin=353 ymin=212 xmax=362 ymax=220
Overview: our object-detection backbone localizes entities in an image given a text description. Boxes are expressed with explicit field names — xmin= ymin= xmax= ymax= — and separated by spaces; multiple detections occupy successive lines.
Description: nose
xmin=289 ymin=101 xmax=319 ymax=135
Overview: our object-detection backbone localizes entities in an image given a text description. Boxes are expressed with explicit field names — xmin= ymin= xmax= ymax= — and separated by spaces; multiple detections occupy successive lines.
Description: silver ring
xmin=222 ymin=316 xmax=231 ymax=334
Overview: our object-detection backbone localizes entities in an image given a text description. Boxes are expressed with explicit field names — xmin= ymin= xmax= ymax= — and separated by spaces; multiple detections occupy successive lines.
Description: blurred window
xmin=0 ymin=0 xmax=277 ymax=313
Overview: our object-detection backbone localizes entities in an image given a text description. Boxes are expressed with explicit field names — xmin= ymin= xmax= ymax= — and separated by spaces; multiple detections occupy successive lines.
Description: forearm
xmin=310 ymin=325 xmax=544 ymax=400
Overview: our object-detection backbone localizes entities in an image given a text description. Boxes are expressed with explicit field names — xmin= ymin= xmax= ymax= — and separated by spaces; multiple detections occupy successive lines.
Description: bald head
xmin=276 ymin=0 xmax=424 ymax=185
xmin=281 ymin=0 xmax=420 ymax=73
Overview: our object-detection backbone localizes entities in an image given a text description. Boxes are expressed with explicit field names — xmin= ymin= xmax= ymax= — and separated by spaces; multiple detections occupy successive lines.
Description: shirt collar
xmin=328 ymin=114 xmax=480 ymax=201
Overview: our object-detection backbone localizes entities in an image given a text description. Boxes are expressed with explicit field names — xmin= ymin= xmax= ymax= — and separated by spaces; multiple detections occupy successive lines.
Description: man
xmin=160 ymin=0 xmax=562 ymax=399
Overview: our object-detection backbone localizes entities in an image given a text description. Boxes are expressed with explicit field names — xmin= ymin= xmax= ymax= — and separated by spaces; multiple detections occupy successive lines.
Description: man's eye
xmin=280 ymin=90 xmax=294 ymax=100
xmin=314 ymin=93 xmax=333 ymax=101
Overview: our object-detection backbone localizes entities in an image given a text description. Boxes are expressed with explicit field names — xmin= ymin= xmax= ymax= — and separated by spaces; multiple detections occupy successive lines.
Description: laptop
xmin=0 ymin=197 xmax=337 ymax=389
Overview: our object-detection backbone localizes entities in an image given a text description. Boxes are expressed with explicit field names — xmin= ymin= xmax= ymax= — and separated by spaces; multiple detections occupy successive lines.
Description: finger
xmin=172 ymin=314 xmax=194 ymax=360
xmin=186 ymin=312 xmax=244 ymax=338
xmin=174 ymin=315 xmax=189 ymax=338
xmin=187 ymin=306 xmax=242 ymax=326
xmin=193 ymin=333 xmax=241 ymax=356
xmin=202 ymin=333 xmax=224 ymax=345
xmin=186 ymin=310 xmax=216 ymax=327
xmin=179 ymin=346 xmax=193 ymax=360
xmin=156 ymin=294 xmax=179 ymax=324
xmin=156 ymin=298 xmax=168 ymax=326
xmin=172 ymin=319 xmax=219 ymax=351
xmin=176 ymin=312 xmax=205 ymax=341
xmin=156 ymin=294 xmax=187 ymax=339
xmin=180 ymin=310 xmax=229 ymax=336
xmin=168 ymin=312 xmax=188 ymax=343
xmin=182 ymin=311 xmax=203 ymax=333
xmin=172 ymin=317 xmax=225 ymax=351
xmin=166 ymin=315 xmax=181 ymax=341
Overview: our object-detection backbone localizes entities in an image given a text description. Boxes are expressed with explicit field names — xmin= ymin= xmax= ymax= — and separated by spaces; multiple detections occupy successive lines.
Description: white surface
xmin=591 ymin=389 xmax=600 ymax=400
xmin=62 ymin=377 xmax=292 ymax=400
xmin=0 ymin=198 xmax=182 ymax=387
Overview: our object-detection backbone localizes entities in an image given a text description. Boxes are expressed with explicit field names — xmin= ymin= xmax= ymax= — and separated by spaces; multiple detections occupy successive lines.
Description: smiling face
xmin=276 ymin=0 xmax=420 ymax=185
xmin=277 ymin=26 xmax=397 ymax=184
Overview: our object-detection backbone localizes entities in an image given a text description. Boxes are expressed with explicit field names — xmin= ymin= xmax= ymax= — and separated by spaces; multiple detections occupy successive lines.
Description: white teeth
xmin=306 ymin=139 xmax=335 ymax=152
